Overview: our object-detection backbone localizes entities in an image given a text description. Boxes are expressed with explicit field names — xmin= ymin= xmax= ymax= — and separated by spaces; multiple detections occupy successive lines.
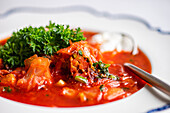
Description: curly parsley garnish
xmin=0 ymin=21 xmax=86 ymax=68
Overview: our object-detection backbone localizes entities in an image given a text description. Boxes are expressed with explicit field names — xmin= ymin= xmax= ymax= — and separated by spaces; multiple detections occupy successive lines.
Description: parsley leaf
xmin=45 ymin=94 xmax=49 ymax=96
xmin=78 ymin=50 xmax=83 ymax=56
xmin=93 ymin=61 xmax=118 ymax=80
xmin=3 ymin=86 xmax=12 ymax=93
xmin=93 ymin=61 xmax=110 ymax=77
xmin=0 ymin=21 xmax=86 ymax=68
xmin=99 ymin=85 xmax=104 ymax=92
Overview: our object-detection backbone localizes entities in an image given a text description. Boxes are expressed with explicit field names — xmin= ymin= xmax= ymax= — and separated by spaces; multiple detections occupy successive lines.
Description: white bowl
xmin=0 ymin=6 xmax=170 ymax=113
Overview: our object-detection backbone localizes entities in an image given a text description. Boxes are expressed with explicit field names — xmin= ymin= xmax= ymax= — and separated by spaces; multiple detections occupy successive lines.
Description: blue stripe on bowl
xmin=147 ymin=103 xmax=170 ymax=113
xmin=0 ymin=5 xmax=170 ymax=35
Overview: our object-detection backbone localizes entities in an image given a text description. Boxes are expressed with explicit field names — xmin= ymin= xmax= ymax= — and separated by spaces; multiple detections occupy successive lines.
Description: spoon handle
xmin=124 ymin=63 xmax=170 ymax=97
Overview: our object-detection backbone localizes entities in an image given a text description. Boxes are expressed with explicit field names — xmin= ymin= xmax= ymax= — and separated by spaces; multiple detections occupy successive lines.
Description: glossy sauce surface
xmin=0 ymin=31 xmax=151 ymax=107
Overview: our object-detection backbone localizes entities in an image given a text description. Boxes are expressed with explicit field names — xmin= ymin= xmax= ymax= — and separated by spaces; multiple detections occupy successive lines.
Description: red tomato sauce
xmin=0 ymin=37 xmax=9 ymax=45
xmin=0 ymin=31 xmax=151 ymax=107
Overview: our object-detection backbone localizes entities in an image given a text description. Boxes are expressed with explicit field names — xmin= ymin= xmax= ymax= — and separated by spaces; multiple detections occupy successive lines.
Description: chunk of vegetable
xmin=104 ymin=88 xmax=125 ymax=100
xmin=24 ymin=54 xmax=38 ymax=69
xmin=17 ymin=56 xmax=52 ymax=91
xmin=0 ymin=74 xmax=16 ymax=86
xmin=78 ymin=92 xmax=87 ymax=102
xmin=62 ymin=87 xmax=77 ymax=97
xmin=83 ymin=87 xmax=102 ymax=102
xmin=55 ymin=41 xmax=102 ymax=83
xmin=55 ymin=79 xmax=66 ymax=86
xmin=75 ymin=76 xmax=88 ymax=84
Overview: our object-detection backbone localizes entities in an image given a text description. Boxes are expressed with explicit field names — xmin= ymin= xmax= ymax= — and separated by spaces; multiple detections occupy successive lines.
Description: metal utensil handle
xmin=124 ymin=63 xmax=170 ymax=97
